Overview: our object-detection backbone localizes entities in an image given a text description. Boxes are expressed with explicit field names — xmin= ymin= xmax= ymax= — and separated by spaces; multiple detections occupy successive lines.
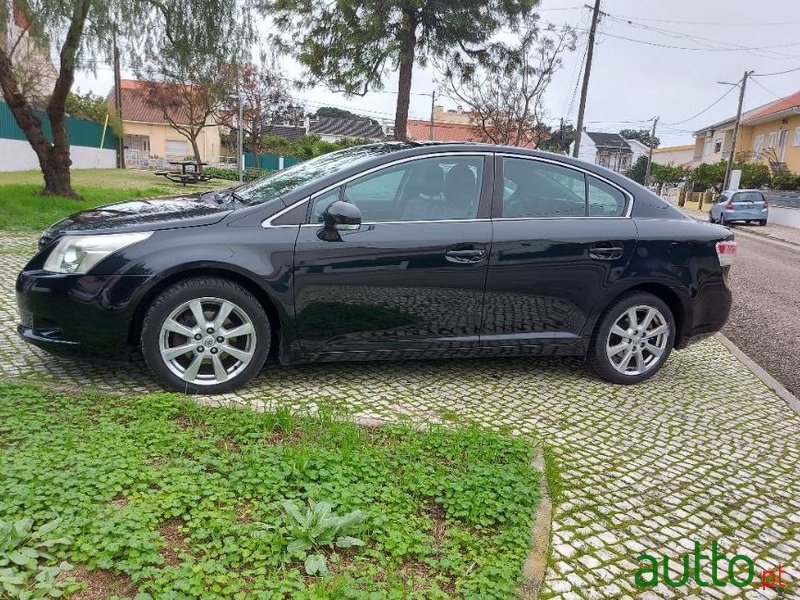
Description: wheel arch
xmin=128 ymin=266 xmax=285 ymax=356
xmin=593 ymin=282 xmax=688 ymax=349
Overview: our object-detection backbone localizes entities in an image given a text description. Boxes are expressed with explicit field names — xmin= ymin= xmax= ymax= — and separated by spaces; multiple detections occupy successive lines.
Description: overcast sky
xmin=74 ymin=0 xmax=800 ymax=147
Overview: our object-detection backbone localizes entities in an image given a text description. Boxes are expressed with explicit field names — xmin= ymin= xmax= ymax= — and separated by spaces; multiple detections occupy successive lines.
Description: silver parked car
xmin=709 ymin=190 xmax=769 ymax=226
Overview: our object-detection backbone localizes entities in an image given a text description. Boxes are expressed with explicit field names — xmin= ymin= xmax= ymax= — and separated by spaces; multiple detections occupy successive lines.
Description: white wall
xmin=0 ymin=138 xmax=116 ymax=171
xmin=569 ymin=136 xmax=597 ymax=165
xmin=768 ymin=206 xmax=800 ymax=229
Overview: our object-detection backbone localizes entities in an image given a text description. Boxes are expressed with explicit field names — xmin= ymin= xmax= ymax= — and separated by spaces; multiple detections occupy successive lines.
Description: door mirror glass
xmin=324 ymin=200 xmax=362 ymax=231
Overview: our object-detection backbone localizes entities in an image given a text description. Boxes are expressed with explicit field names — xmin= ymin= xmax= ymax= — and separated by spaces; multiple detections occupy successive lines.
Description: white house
xmin=570 ymin=131 xmax=650 ymax=173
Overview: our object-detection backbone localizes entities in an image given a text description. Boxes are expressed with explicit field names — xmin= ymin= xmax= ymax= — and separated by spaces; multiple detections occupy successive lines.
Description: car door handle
xmin=445 ymin=249 xmax=486 ymax=263
xmin=589 ymin=245 xmax=624 ymax=260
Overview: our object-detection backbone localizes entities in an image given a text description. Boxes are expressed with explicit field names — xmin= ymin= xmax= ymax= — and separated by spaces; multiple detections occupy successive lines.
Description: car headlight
xmin=43 ymin=232 xmax=153 ymax=274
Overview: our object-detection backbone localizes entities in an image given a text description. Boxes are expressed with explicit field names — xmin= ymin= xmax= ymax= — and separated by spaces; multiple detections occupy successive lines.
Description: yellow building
xmin=693 ymin=89 xmax=800 ymax=173
xmin=107 ymin=80 xmax=221 ymax=168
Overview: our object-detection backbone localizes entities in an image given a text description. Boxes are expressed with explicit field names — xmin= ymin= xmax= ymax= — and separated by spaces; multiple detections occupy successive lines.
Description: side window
xmin=309 ymin=188 xmax=342 ymax=224
xmin=309 ymin=156 xmax=484 ymax=223
xmin=587 ymin=177 xmax=627 ymax=217
xmin=501 ymin=158 xmax=586 ymax=218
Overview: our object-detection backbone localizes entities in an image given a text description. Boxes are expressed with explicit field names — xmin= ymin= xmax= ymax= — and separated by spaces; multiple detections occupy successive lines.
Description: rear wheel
xmin=708 ymin=212 xmax=714 ymax=223
xmin=759 ymin=220 xmax=767 ymax=226
xmin=587 ymin=292 xmax=675 ymax=384
xmin=141 ymin=277 xmax=270 ymax=394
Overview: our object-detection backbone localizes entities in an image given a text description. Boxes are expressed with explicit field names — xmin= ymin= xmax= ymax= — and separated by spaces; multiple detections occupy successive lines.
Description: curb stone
xmin=715 ymin=332 xmax=800 ymax=417
xmin=519 ymin=448 xmax=552 ymax=600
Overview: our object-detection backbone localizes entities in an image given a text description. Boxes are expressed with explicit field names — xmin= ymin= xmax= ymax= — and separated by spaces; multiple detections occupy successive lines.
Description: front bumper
xmin=16 ymin=270 xmax=152 ymax=361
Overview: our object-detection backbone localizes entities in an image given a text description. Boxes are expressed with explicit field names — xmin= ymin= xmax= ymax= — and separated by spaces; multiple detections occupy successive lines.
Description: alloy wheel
xmin=605 ymin=305 xmax=670 ymax=376
xmin=159 ymin=296 xmax=257 ymax=386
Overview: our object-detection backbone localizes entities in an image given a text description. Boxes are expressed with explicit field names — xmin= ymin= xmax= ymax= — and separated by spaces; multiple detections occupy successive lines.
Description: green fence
xmin=244 ymin=153 xmax=302 ymax=170
xmin=0 ymin=101 xmax=117 ymax=150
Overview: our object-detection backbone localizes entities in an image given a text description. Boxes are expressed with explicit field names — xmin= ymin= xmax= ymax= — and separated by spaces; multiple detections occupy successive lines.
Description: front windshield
xmin=235 ymin=144 xmax=409 ymax=206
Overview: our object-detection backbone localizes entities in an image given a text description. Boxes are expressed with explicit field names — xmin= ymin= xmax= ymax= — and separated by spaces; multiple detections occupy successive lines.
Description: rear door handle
xmin=445 ymin=249 xmax=486 ymax=263
xmin=589 ymin=245 xmax=624 ymax=260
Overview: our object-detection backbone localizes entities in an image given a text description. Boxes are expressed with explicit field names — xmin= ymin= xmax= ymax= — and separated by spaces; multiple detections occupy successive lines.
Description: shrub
xmin=736 ymin=161 xmax=771 ymax=189
xmin=771 ymin=169 xmax=800 ymax=191
xmin=204 ymin=167 xmax=268 ymax=182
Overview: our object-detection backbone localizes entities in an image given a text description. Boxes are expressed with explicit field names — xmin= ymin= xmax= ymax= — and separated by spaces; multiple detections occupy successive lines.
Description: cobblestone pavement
xmin=3 ymin=231 xmax=800 ymax=599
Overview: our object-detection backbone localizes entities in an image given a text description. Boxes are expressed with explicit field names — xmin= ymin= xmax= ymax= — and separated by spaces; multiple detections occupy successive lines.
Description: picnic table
xmin=155 ymin=161 xmax=213 ymax=185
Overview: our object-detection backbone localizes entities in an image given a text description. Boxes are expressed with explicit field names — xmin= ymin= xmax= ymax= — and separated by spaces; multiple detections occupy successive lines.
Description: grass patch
xmin=0 ymin=383 xmax=540 ymax=599
xmin=0 ymin=169 xmax=228 ymax=231
xmin=542 ymin=445 xmax=563 ymax=506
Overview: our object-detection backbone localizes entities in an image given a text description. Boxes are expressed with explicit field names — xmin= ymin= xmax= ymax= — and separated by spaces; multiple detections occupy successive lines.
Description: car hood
xmin=40 ymin=194 xmax=235 ymax=246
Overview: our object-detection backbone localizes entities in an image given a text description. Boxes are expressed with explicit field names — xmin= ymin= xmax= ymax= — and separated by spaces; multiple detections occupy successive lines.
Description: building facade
xmin=570 ymin=131 xmax=649 ymax=173
xmin=692 ymin=89 xmax=800 ymax=173
xmin=107 ymin=80 xmax=221 ymax=168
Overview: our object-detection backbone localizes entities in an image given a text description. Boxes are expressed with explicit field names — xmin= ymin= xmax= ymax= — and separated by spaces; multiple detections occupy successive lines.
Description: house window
xmin=753 ymin=135 xmax=764 ymax=159
xmin=165 ymin=139 xmax=188 ymax=157
xmin=767 ymin=131 xmax=778 ymax=149
xmin=714 ymin=139 xmax=722 ymax=153
xmin=794 ymin=127 xmax=800 ymax=147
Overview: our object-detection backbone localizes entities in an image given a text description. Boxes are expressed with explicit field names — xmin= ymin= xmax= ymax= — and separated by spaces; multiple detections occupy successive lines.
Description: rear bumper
xmin=16 ymin=270 xmax=152 ymax=361
xmin=676 ymin=277 xmax=732 ymax=349
xmin=723 ymin=209 xmax=768 ymax=221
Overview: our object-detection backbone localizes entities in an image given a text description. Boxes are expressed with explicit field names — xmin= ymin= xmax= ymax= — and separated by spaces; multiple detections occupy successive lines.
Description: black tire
xmin=587 ymin=292 xmax=676 ymax=385
xmin=759 ymin=220 xmax=767 ymax=226
xmin=708 ymin=212 xmax=714 ymax=223
xmin=719 ymin=214 xmax=727 ymax=226
xmin=141 ymin=277 xmax=270 ymax=394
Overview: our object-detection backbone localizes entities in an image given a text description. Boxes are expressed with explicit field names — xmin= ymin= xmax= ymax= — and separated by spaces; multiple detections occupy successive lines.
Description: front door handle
xmin=445 ymin=248 xmax=486 ymax=263
xmin=589 ymin=245 xmax=624 ymax=260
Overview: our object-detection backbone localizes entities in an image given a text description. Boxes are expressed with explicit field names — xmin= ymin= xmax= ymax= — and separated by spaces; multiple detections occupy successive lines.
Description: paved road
xmin=724 ymin=230 xmax=800 ymax=396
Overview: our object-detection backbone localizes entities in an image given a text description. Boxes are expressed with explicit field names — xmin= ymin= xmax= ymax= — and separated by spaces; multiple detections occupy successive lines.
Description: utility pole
xmin=722 ymin=70 xmax=753 ymax=190
xmin=112 ymin=28 xmax=125 ymax=169
xmin=572 ymin=0 xmax=602 ymax=158
xmin=429 ymin=90 xmax=436 ymax=140
xmin=644 ymin=116 xmax=659 ymax=186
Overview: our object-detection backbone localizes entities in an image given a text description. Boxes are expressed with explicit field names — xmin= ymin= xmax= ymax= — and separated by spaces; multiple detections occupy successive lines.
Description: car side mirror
xmin=323 ymin=200 xmax=362 ymax=231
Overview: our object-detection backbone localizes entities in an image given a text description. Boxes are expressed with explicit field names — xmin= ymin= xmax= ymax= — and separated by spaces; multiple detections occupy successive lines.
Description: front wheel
xmin=587 ymin=292 xmax=675 ymax=384
xmin=141 ymin=277 xmax=270 ymax=394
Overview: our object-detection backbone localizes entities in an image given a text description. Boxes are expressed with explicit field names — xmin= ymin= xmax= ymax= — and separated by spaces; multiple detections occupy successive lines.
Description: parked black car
xmin=17 ymin=143 xmax=736 ymax=394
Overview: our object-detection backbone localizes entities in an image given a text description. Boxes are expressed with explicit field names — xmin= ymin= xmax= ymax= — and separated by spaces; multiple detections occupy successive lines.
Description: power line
xmin=600 ymin=13 xmax=796 ymax=60
xmin=592 ymin=30 xmax=800 ymax=53
xmin=665 ymin=86 xmax=737 ymax=126
xmin=749 ymin=77 xmax=782 ymax=99
xmin=752 ymin=66 xmax=800 ymax=77
xmin=599 ymin=13 xmax=800 ymax=27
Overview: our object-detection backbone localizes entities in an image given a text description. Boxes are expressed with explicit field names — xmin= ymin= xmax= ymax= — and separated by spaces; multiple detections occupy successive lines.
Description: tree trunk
xmin=0 ymin=0 xmax=91 ymax=198
xmin=393 ymin=8 xmax=417 ymax=142
xmin=190 ymin=137 xmax=203 ymax=174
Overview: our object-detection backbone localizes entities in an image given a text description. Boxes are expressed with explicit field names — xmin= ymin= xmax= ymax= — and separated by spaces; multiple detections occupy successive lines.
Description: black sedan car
xmin=17 ymin=143 xmax=735 ymax=394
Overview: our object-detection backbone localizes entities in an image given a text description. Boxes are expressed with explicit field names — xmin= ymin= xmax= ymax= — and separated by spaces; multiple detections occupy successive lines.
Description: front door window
xmin=309 ymin=155 xmax=485 ymax=223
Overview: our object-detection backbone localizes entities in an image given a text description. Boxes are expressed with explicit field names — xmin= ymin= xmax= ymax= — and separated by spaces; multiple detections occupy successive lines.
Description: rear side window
xmin=500 ymin=158 xmax=627 ymax=218
xmin=501 ymin=158 xmax=586 ymax=218
xmin=588 ymin=178 xmax=627 ymax=217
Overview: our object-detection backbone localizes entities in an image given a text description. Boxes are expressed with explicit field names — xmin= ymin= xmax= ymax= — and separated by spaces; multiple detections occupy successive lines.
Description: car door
xmin=481 ymin=155 xmax=638 ymax=348
xmin=291 ymin=152 xmax=493 ymax=356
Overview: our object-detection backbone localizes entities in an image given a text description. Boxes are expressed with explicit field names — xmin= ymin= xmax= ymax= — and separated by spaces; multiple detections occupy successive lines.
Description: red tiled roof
xmin=741 ymin=89 xmax=800 ymax=125
xmin=106 ymin=79 xmax=192 ymax=125
xmin=407 ymin=119 xmax=539 ymax=148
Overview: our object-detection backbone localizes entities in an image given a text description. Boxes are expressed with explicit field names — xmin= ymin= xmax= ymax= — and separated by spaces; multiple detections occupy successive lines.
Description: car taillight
xmin=762 ymin=199 xmax=769 ymax=210
xmin=725 ymin=201 xmax=734 ymax=210
xmin=716 ymin=240 xmax=737 ymax=267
